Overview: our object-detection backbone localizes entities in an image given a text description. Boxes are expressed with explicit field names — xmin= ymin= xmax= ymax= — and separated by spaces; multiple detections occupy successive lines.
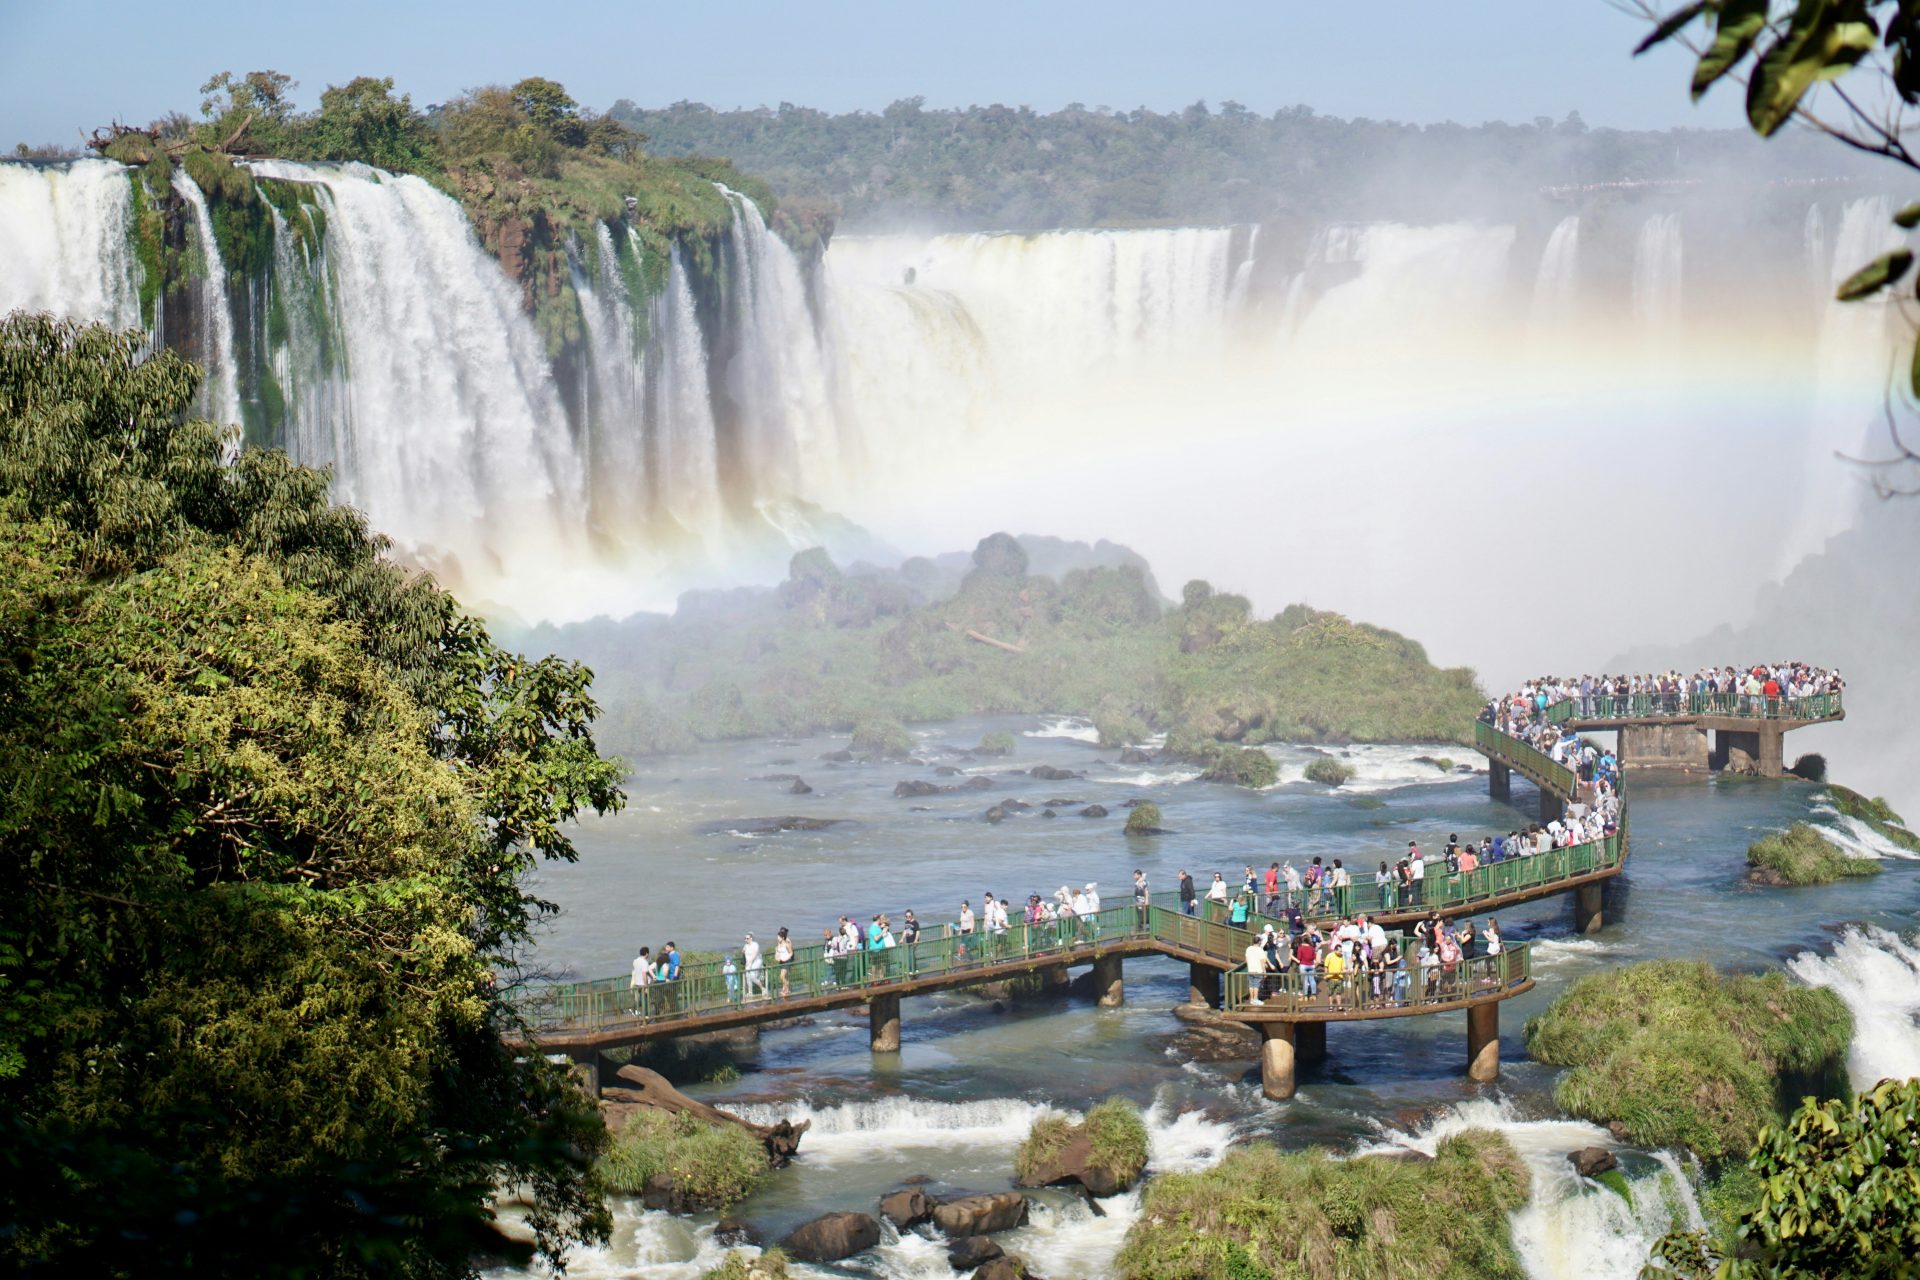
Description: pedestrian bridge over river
xmin=519 ymin=689 xmax=1836 ymax=1100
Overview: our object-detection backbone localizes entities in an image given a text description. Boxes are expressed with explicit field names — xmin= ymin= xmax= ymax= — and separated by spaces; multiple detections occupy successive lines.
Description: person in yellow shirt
xmin=1322 ymin=946 xmax=1347 ymax=1010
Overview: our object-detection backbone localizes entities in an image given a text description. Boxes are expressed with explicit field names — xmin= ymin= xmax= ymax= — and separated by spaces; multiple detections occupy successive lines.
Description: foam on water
xmin=1272 ymin=742 xmax=1481 ymax=793
xmin=1529 ymin=937 xmax=1634 ymax=968
xmin=1023 ymin=715 xmax=1101 ymax=743
xmin=1363 ymin=1097 xmax=1703 ymax=1280
xmin=728 ymin=1095 xmax=1058 ymax=1165
xmin=1788 ymin=926 xmax=1920 ymax=1089
xmin=1806 ymin=801 xmax=1920 ymax=861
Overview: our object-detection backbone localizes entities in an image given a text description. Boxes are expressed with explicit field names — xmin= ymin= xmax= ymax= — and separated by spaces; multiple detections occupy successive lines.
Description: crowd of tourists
xmin=1239 ymin=908 xmax=1511 ymax=1010
xmin=1494 ymin=663 xmax=1843 ymax=723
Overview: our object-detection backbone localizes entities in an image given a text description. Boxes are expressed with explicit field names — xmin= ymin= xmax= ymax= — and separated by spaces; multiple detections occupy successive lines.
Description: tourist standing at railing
xmin=775 ymin=927 xmax=794 ymax=997
xmin=957 ymin=900 xmax=975 ymax=961
xmin=1178 ymin=869 xmax=1196 ymax=916
xmin=630 ymin=945 xmax=654 ymax=1013
xmin=1376 ymin=861 xmax=1395 ymax=911
xmin=1283 ymin=860 xmax=1302 ymax=910
xmin=741 ymin=933 xmax=765 ymax=1001
xmin=1229 ymin=891 xmax=1250 ymax=927
xmin=1296 ymin=932 xmax=1318 ymax=997
xmin=1134 ymin=870 xmax=1151 ymax=928
xmin=1206 ymin=872 xmax=1229 ymax=909
xmin=1244 ymin=935 xmax=1268 ymax=1006
xmin=1263 ymin=862 xmax=1281 ymax=916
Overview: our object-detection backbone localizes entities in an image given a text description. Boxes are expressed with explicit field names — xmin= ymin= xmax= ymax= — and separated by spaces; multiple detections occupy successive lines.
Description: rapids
xmin=491 ymin=715 xmax=1920 ymax=1279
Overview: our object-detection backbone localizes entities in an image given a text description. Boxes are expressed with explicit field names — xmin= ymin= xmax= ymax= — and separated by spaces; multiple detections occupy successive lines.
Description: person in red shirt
xmin=1263 ymin=861 xmax=1281 ymax=915
xmin=1295 ymin=936 xmax=1319 ymax=998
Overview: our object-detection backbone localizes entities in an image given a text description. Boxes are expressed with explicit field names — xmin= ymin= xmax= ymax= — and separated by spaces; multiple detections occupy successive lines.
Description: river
xmin=498 ymin=714 xmax=1920 ymax=1279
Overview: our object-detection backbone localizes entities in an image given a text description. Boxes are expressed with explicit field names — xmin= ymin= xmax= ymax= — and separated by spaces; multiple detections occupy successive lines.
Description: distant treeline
xmin=611 ymin=97 xmax=1857 ymax=231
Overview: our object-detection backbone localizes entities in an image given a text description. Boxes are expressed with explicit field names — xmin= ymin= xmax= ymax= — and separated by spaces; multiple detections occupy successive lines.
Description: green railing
xmin=1169 ymin=832 xmax=1621 ymax=931
xmin=515 ymin=902 xmax=1149 ymax=1033
xmin=1566 ymin=691 xmax=1843 ymax=722
xmin=1222 ymin=941 xmax=1533 ymax=1015
xmin=1475 ymin=719 xmax=1577 ymax=796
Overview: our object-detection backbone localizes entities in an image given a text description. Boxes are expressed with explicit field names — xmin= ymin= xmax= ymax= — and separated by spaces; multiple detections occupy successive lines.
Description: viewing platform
xmin=1545 ymin=691 xmax=1840 ymax=779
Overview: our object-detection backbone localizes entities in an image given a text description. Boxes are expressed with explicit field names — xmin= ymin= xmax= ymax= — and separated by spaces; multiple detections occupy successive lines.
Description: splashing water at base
xmin=1789 ymin=925 xmax=1920 ymax=1089
xmin=1362 ymin=1097 xmax=1704 ymax=1280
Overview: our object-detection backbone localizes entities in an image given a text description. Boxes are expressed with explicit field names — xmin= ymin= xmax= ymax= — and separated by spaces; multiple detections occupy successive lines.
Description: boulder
xmin=751 ymin=773 xmax=802 ymax=782
xmin=780 ymin=1211 xmax=881 ymax=1263
xmin=1080 ymin=804 xmax=1109 ymax=818
xmin=788 ymin=778 xmax=813 ymax=795
xmin=1029 ymin=765 xmax=1079 ymax=781
xmin=933 ymin=1192 xmax=1029 ymax=1237
xmin=985 ymin=806 xmax=1008 ymax=824
xmin=961 ymin=775 xmax=995 ymax=791
xmin=1570 ymin=1146 xmax=1618 ymax=1179
xmin=1041 ymin=809 xmax=1057 ymax=819
xmin=878 ymin=1187 xmax=935 ymax=1230
xmin=714 ymin=1218 xmax=761 ymax=1247
xmin=947 ymin=1235 xmax=1005 ymax=1269
xmin=1118 ymin=747 xmax=1153 ymax=764
xmin=822 ymin=748 xmax=854 ymax=762
xmin=1724 ymin=748 xmax=1759 ymax=776
xmin=640 ymin=1171 xmax=688 ymax=1213
xmin=1001 ymin=799 xmax=1032 ymax=812
xmin=975 ymin=1257 xmax=1043 ymax=1280
xmin=896 ymin=779 xmax=943 ymax=798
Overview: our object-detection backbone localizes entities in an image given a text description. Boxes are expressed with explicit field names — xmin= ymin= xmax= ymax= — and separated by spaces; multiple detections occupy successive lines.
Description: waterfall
xmin=651 ymin=245 xmax=724 ymax=542
xmin=169 ymin=170 xmax=243 ymax=428
xmin=0 ymin=159 xmax=141 ymax=329
xmin=1788 ymin=926 xmax=1920 ymax=1090
xmin=244 ymin=160 xmax=588 ymax=606
xmin=1631 ymin=213 xmax=1683 ymax=334
xmin=1530 ymin=216 xmax=1581 ymax=333
xmin=571 ymin=222 xmax=650 ymax=547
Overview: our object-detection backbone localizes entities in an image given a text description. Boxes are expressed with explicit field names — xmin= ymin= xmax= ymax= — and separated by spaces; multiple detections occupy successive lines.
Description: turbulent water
xmin=0 ymin=159 xmax=1904 ymax=638
xmin=486 ymin=716 xmax=1920 ymax=1280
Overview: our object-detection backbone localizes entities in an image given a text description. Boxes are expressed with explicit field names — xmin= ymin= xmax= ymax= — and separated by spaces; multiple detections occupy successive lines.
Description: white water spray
xmin=168 ymin=170 xmax=243 ymax=427
xmin=0 ymin=159 xmax=141 ymax=329
xmin=1788 ymin=925 xmax=1920 ymax=1089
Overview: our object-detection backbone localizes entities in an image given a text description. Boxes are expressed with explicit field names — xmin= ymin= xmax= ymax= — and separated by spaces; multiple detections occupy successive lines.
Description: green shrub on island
xmin=850 ymin=717 xmax=914 ymax=759
xmin=1525 ymin=961 xmax=1852 ymax=1162
xmin=1197 ymin=744 xmax=1279 ymax=788
xmin=1014 ymin=1100 xmax=1150 ymax=1195
xmin=1116 ymin=1129 xmax=1530 ymax=1280
xmin=1125 ymin=803 xmax=1165 ymax=835
xmin=1747 ymin=822 xmax=1882 ymax=886
xmin=597 ymin=1110 xmax=769 ymax=1211
xmin=1825 ymin=784 xmax=1920 ymax=854
xmin=976 ymin=730 xmax=1017 ymax=756
xmin=1788 ymin=752 xmax=1827 ymax=781
xmin=1096 ymin=712 xmax=1151 ymax=748
xmin=1304 ymin=757 xmax=1355 ymax=787
xmin=701 ymin=1248 xmax=791 ymax=1280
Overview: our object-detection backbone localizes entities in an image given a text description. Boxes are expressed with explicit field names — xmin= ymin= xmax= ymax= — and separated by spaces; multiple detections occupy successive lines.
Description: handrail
xmin=514 ymin=903 xmax=1149 ymax=1033
xmin=1564 ymin=691 xmax=1842 ymax=722
xmin=1221 ymin=941 xmax=1533 ymax=1015
xmin=1475 ymin=720 xmax=1577 ymax=797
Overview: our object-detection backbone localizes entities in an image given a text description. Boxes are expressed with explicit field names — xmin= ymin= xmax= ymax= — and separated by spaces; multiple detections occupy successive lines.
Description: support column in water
xmin=870 ymin=993 xmax=901 ymax=1053
xmin=1488 ymin=761 xmax=1511 ymax=800
xmin=569 ymin=1051 xmax=601 ymax=1098
xmin=1296 ymin=1021 xmax=1326 ymax=1066
xmin=1093 ymin=954 xmax=1124 ymax=1007
xmin=1042 ymin=964 xmax=1071 ymax=995
xmin=1188 ymin=963 xmax=1221 ymax=1009
xmin=1260 ymin=1022 xmax=1298 ymax=1100
xmin=1467 ymin=1002 xmax=1500 ymax=1083
xmin=1575 ymin=882 xmax=1604 ymax=935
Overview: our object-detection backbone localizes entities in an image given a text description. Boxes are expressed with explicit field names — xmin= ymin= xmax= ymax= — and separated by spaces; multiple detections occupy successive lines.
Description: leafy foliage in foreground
xmin=1118 ymin=1129 xmax=1530 ymax=1280
xmin=1644 ymin=1078 xmax=1920 ymax=1280
xmin=0 ymin=316 xmax=624 ymax=1276
xmin=1525 ymin=961 xmax=1852 ymax=1162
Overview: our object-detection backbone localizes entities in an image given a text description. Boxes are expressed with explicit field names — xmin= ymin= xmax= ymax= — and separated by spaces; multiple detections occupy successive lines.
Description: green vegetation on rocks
xmin=1747 ymin=823 xmax=1882 ymax=886
xmin=850 ymin=717 xmax=913 ymax=759
xmin=1116 ymin=1130 xmax=1530 ymax=1280
xmin=1196 ymin=744 xmax=1279 ymax=788
xmin=597 ymin=1110 xmax=769 ymax=1211
xmin=976 ymin=730 xmax=1017 ymax=756
xmin=1305 ymin=757 xmax=1355 ymax=787
xmin=529 ymin=541 xmax=1485 ymax=761
xmin=1125 ymin=803 xmax=1165 ymax=835
xmin=701 ymin=1249 xmax=791 ymax=1280
xmin=1525 ymin=961 xmax=1852 ymax=1162
xmin=1014 ymin=1100 xmax=1149 ymax=1195
xmin=1825 ymin=785 xmax=1920 ymax=855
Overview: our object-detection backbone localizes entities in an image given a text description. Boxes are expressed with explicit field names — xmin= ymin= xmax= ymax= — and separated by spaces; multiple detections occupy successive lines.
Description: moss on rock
xmin=1825 ymin=784 xmax=1920 ymax=854
xmin=1747 ymin=822 xmax=1882 ymax=885
xmin=1525 ymin=961 xmax=1852 ymax=1162
xmin=1125 ymin=803 xmax=1164 ymax=835
xmin=850 ymin=717 xmax=913 ymax=759
xmin=597 ymin=1109 xmax=769 ymax=1211
xmin=1304 ymin=757 xmax=1354 ymax=787
xmin=1197 ymin=744 xmax=1279 ymax=788
xmin=1117 ymin=1129 xmax=1530 ymax=1280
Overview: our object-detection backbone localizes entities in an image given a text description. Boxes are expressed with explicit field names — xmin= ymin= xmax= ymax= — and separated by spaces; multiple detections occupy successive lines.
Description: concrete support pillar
xmin=1540 ymin=789 xmax=1565 ymax=825
xmin=870 ymin=993 xmax=901 ymax=1053
xmin=1041 ymin=964 xmax=1071 ymax=994
xmin=1488 ymin=760 xmax=1511 ymax=801
xmin=1467 ymin=1002 xmax=1500 ymax=1083
xmin=1093 ymin=954 xmax=1124 ymax=1007
xmin=1296 ymin=1021 xmax=1326 ymax=1067
xmin=1575 ymin=883 xmax=1604 ymax=935
xmin=1188 ymin=963 xmax=1221 ymax=1009
xmin=569 ymin=1052 xmax=601 ymax=1098
xmin=1260 ymin=1022 xmax=1298 ymax=1101
xmin=1757 ymin=724 xmax=1785 ymax=778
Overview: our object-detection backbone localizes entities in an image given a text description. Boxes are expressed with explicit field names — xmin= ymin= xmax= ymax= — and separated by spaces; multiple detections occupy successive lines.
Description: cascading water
xmin=1365 ymin=1098 xmax=1705 ymax=1280
xmin=168 ymin=169 xmax=243 ymax=427
xmin=1787 ymin=925 xmax=1920 ymax=1089
xmin=0 ymin=159 xmax=141 ymax=328
xmin=1631 ymin=212 xmax=1683 ymax=336
xmin=1530 ymin=215 xmax=1581 ymax=334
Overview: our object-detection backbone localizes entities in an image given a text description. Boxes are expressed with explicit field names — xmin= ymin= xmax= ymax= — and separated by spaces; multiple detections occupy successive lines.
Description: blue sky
xmin=2 ymin=0 xmax=1742 ymax=147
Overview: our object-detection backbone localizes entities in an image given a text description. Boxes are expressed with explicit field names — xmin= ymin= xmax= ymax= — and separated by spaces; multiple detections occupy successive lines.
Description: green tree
xmin=196 ymin=69 xmax=299 ymax=154
xmin=1643 ymin=1078 xmax=1920 ymax=1279
xmin=1632 ymin=0 xmax=1920 ymax=495
xmin=0 ymin=315 xmax=624 ymax=1275
xmin=304 ymin=76 xmax=439 ymax=175
xmin=512 ymin=76 xmax=588 ymax=148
